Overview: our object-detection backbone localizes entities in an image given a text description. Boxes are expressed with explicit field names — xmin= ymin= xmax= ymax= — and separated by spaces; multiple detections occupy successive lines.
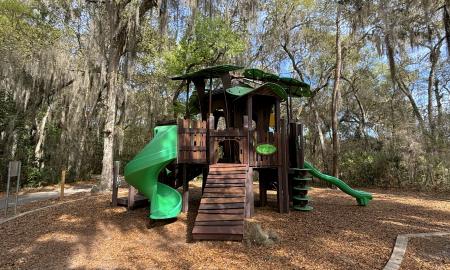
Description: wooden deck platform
xmin=192 ymin=163 xmax=247 ymax=241
xmin=116 ymin=195 xmax=149 ymax=209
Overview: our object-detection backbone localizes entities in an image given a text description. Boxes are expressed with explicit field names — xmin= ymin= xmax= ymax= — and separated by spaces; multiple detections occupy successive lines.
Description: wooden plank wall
xmin=249 ymin=131 xmax=280 ymax=167
xmin=177 ymin=119 xmax=207 ymax=164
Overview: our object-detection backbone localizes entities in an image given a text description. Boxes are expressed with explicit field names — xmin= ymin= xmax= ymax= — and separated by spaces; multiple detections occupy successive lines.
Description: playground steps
xmin=290 ymin=168 xmax=313 ymax=211
xmin=192 ymin=163 xmax=247 ymax=241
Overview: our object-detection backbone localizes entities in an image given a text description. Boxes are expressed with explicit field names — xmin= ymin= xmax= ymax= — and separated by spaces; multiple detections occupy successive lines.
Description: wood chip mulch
xmin=0 ymin=182 xmax=449 ymax=270
xmin=401 ymin=235 xmax=450 ymax=270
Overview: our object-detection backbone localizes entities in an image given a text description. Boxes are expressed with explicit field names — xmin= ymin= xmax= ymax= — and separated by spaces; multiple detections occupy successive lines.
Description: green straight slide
xmin=304 ymin=161 xmax=373 ymax=206
xmin=124 ymin=125 xmax=181 ymax=219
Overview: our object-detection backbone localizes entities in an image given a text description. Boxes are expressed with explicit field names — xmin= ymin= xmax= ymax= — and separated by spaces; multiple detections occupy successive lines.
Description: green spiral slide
xmin=304 ymin=161 xmax=373 ymax=206
xmin=124 ymin=125 xmax=181 ymax=219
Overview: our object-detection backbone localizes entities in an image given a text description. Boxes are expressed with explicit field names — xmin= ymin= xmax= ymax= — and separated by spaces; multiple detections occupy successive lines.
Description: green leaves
xmin=163 ymin=15 xmax=246 ymax=75
xmin=0 ymin=0 xmax=60 ymax=58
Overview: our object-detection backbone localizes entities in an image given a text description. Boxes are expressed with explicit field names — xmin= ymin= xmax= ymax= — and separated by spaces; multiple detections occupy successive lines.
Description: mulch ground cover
xmin=401 ymin=235 xmax=450 ymax=270
xmin=0 ymin=181 xmax=449 ymax=269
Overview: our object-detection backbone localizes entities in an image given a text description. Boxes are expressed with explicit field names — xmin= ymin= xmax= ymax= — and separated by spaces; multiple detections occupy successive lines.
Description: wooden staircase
xmin=192 ymin=163 xmax=247 ymax=241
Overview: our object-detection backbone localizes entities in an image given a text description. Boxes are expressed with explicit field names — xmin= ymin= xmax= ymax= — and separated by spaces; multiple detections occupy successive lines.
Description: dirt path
xmin=0 ymin=182 xmax=449 ymax=269
xmin=0 ymin=184 xmax=92 ymax=210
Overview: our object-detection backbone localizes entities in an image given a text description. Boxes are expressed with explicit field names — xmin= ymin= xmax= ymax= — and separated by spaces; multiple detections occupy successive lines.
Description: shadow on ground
xmin=0 ymin=182 xmax=449 ymax=269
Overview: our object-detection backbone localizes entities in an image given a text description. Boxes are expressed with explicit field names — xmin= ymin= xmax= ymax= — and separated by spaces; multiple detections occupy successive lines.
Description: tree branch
xmin=281 ymin=42 xmax=304 ymax=81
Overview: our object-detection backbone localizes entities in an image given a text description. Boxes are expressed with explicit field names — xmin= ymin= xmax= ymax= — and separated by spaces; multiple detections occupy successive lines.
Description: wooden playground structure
xmin=115 ymin=65 xmax=314 ymax=241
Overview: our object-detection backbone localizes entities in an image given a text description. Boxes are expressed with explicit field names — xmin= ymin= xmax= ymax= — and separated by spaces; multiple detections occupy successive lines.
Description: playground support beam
xmin=184 ymin=80 xmax=190 ymax=119
xmin=277 ymin=119 xmax=290 ymax=213
xmin=247 ymin=96 xmax=253 ymax=166
xmin=208 ymin=77 xmax=212 ymax=117
xmin=127 ymin=186 xmax=138 ymax=211
xmin=182 ymin=164 xmax=189 ymax=213
xmin=245 ymin=167 xmax=254 ymax=218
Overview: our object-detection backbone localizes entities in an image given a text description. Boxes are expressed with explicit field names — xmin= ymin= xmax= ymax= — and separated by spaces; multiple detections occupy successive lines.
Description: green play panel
xmin=256 ymin=144 xmax=277 ymax=155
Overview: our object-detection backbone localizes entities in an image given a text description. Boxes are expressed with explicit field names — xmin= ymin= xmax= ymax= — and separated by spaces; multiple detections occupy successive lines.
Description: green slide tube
xmin=124 ymin=125 xmax=181 ymax=219
xmin=304 ymin=161 xmax=373 ymax=206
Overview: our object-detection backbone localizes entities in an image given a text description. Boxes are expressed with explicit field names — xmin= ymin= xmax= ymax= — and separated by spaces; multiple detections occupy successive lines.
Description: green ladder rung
xmin=293 ymin=205 xmax=314 ymax=211
xmin=292 ymin=195 xmax=311 ymax=201
xmin=293 ymin=177 xmax=312 ymax=181
xmin=293 ymin=186 xmax=311 ymax=191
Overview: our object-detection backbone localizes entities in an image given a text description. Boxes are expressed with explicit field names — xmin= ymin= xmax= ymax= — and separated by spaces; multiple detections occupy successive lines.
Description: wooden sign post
xmin=4 ymin=161 xmax=21 ymax=217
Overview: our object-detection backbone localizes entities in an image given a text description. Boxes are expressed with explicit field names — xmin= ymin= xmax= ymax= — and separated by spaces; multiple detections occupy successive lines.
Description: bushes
xmin=337 ymin=137 xmax=450 ymax=191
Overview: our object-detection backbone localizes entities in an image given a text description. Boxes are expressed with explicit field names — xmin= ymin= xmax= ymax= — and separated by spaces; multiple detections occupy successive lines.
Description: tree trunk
xmin=313 ymin=103 xmax=327 ymax=170
xmin=434 ymin=79 xmax=443 ymax=142
xmin=35 ymin=104 xmax=52 ymax=168
xmin=384 ymin=31 xmax=426 ymax=134
xmin=353 ymin=91 xmax=367 ymax=141
xmin=99 ymin=0 xmax=159 ymax=190
xmin=444 ymin=3 xmax=450 ymax=57
xmin=427 ymin=48 xmax=437 ymax=140
xmin=331 ymin=3 xmax=342 ymax=178
xmin=100 ymin=50 xmax=120 ymax=190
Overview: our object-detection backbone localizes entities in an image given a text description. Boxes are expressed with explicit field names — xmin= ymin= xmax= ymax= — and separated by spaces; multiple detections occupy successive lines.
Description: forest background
xmin=0 ymin=0 xmax=448 ymax=191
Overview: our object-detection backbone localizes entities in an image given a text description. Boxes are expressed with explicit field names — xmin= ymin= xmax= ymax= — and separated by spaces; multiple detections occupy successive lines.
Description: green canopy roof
xmin=243 ymin=68 xmax=312 ymax=97
xmin=171 ymin=65 xmax=243 ymax=80
xmin=227 ymin=83 xmax=288 ymax=101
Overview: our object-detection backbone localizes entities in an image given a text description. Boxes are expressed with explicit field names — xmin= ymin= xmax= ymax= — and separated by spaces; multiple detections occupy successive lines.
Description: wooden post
xmin=127 ymin=186 xmax=138 ymax=210
xmin=289 ymin=122 xmax=297 ymax=168
xmin=221 ymin=73 xmax=232 ymax=128
xmin=282 ymin=121 xmax=290 ymax=212
xmin=208 ymin=115 xmax=215 ymax=164
xmin=245 ymin=167 xmax=254 ymax=218
xmin=60 ymin=168 xmax=66 ymax=200
xmin=259 ymin=170 xmax=267 ymax=207
xmin=247 ymin=96 xmax=253 ymax=166
xmin=202 ymin=167 xmax=208 ymax=194
xmin=288 ymin=122 xmax=299 ymax=201
xmin=298 ymin=123 xmax=304 ymax=169
xmin=182 ymin=164 xmax=189 ymax=213
xmin=208 ymin=77 xmax=212 ymax=116
xmin=276 ymin=120 xmax=284 ymax=213
xmin=112 ymin=161 xmax=120 ymax=207
xmin=289 ymin=95 xmax=293 ymax=122
xmin=275 ymin=99 xmax=281 ymax=131
xmin=277 ymin=119 xmax=289 ymax=213
xmin=192 ymin=78 xmax=206 ymax=120
xmin=243 ymin=115 xmax=249 ymax=166
xmin=286 ymin=96 xmax=290 ymax=124
xmin=185 ymin=80 xmax=190 ymax=119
